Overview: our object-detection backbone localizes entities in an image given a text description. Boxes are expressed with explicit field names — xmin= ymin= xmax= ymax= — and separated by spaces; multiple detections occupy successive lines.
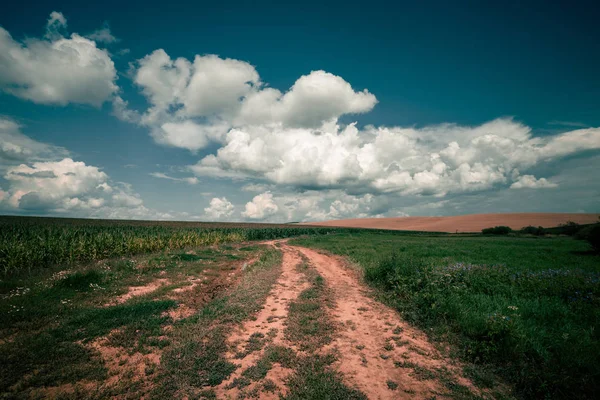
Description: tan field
xmin=303 ymin=213 xmax=600 ymax=233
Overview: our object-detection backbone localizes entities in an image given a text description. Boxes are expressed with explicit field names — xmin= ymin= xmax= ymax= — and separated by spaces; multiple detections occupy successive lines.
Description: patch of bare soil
xmin=164 ymin=304 xmax=196 ymax=321
xmin=303 ymin=212 xmax=600 ymax=233
xmin=215 ymin=245 xmax=309 ymax=399
xmin=36 ymin=332 xmax=162 ymax=399
xmin=110 ymin=278 xmax=170 ymax=305
xmin=88 ymin=334 xmax=162 ymax=388
xmin=295 ymin=246 xmax=481 ymax=399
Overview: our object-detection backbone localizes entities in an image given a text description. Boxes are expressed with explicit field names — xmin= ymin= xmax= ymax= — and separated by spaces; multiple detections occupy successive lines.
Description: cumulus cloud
xmin=149 ymin=172 xmax=198 ymax=184
xmin=236 ymin=70 xmax=377 ymax=128
xmin=152 ymin=120 xmax=230 ymax=152
xmin=110 ymin=46 xmax=600 ymax=202
xmin=0 ymin=121 xmax=188 ymax=220
xmin=510 ymin=175 xmax=558 ymax=189
xmin=4 ymin=158 xmax=109 ymax=209
xmin=204 ymin=197 xmax=234 ymax=219
xmin=111 ymin=49 xmax=598 ymax=203
xmin=242 ymin=192 xmax=279 ymax=219
xmin=235 ymin=190 xmax=399 ymax=223
xmin=0 ymin=157 xmax=181 ymax=219
xmin=191 ymin=119 xmax=600 ymax=197
xmin=132 ymin=50 xmax=259 ymax=123
xmin=0 ymin=12 xmax=117 ymax=106
xmin=116 ymin=50 xmax=377 ymax=151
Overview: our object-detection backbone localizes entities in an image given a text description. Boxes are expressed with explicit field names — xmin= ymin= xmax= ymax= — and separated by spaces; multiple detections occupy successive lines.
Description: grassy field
xmin=2 ymin=215 xmax=598 ymax=399
xmin=0 ymin=234 xmax=281 ymax=398
xmin=291 ymin=232 xmax=600 ymax=399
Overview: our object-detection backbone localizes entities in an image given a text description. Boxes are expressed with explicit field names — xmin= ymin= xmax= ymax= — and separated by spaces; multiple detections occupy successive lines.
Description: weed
xmin=284 ymin=355 xmax=367 ymax=400
xmin=285 ymin=273 xmax=334 ymax=351
xmin=262 ymin=379 xmax=277 ymax=393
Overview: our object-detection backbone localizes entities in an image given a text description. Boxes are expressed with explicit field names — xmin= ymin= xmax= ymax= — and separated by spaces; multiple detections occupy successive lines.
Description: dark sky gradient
xmin=1 ymin=0 xmax=598 ymax=219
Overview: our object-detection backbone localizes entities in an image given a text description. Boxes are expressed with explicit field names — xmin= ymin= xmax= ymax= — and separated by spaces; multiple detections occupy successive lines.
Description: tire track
xmin=215 ymin=244 xmax=309 ymax=399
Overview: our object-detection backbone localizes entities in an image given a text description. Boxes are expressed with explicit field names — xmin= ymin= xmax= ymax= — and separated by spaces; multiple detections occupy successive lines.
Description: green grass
xmin=283 ymin=355 xmax=367 ymax=400
xmin=291 ymin=232 xmax=600 ymax=399
xmin=285 ymin=262 xmax=334 ymax=351
xmin=0 ymin=215 xmax=352 ymax=276
xmin=0 ymin=298 xmax=176 ymax=394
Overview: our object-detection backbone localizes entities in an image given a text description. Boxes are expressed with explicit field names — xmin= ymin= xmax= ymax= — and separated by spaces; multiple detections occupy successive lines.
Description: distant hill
xmin=302 ymin=213 xmax=600 ymax=233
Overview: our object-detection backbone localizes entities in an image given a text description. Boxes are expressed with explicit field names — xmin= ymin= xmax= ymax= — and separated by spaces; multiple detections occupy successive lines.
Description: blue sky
xmin=1 ymin=0 xmax=599 ymax=221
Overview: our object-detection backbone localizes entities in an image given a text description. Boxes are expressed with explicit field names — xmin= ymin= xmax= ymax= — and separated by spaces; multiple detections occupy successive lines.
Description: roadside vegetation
xmin=292 ymin=232 xmax=600 ymax=399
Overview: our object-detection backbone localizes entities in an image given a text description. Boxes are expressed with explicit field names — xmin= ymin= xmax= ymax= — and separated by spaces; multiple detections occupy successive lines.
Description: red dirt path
xmin=303 ymin=213 xmax=600 ymax=233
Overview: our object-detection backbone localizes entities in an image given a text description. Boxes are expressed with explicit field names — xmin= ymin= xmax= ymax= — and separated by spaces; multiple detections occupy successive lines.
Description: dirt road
xmin=218 ymin=242 xmax=482 ymax=399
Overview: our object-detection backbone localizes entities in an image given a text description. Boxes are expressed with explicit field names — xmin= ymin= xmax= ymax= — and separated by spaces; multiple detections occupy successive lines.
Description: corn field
xmin=0 ymin=216 xmax=347 ymax=275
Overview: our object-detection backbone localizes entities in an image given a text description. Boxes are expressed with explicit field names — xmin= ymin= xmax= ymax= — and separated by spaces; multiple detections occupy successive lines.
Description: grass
xmin=281 ymin=260 xmax=367 ymax=399
xmin=151 ymin=248 xmax=283 ymax=398
xmin=291 ymin=232 xmax=600 ymax=399
xmin=0 ymin=238 xmax=271 ymax=399
xmin=285 ymin=266 xmax=334 ymax=351
xmin=0 ymin=215 xmax=351 ymax=275
xmin=283 ymin=355 xmax=367 ymax=400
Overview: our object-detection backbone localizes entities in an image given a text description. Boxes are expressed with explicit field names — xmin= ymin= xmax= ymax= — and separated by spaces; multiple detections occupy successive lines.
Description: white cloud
xmin=236 ymin=70 xmax=377 ymax=128
xmin=0 ymin=118 xmax=68 ymax=164
xmin=45 ymin=11 xmax=67 ymax=40
xmin=242 ymin=192 xmax=279 ymax=220
xmin=236 ymin=190 xmax=399 ymax=223
xmin=111 ymin=191 xmax=143 ymax=207
xmin=0 ymin=157 xmax=184 ymax=220
xmin=117 ymin=50 xmax=377 ymax=151
xmin=510 ymin=175 xmax=558 ymax=189
xmin=4 ymin=158 xmax=108 ymax=209
xmin=149 ymin=172 xmax=198 ymax=184
xmin=0 ymin=122 xmax=189 ymax=220
xmin=0 ymin=12 xmax=117 ymax=106
xmin=86 ymin=25 xmax=118 ymax=44
xmin=152 ymin=120 xmax=230 ymax=152
xmin=0 ymin=117 xmax=219 ymax=221
xmin=204 ymin=197 xmax=234 ymax=219
xmin=133 ymin=50 xmax=259 ymax=121
xmin=241 ymin=183 xmax=272 ymax=192
xmin=190 ymin=118 xmax=600 ymax=197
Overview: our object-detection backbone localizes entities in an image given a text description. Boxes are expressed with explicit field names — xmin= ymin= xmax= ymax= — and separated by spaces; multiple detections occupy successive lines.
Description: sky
xmin=0 ymin=0 xmax=599 ymax=222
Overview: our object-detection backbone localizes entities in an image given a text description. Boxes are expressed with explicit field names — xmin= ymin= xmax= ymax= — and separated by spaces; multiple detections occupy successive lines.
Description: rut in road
xmin=218 ymin=242 xmax=481 ymax=400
